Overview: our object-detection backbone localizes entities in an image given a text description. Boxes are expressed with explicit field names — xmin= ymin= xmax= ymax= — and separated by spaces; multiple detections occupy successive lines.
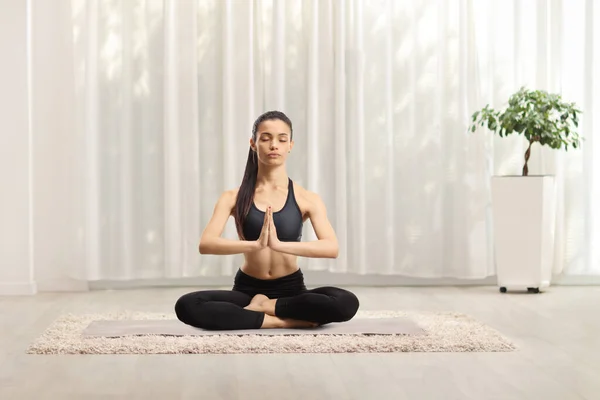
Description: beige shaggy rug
xmin=27 ymin=310 xmax=516 ymax=354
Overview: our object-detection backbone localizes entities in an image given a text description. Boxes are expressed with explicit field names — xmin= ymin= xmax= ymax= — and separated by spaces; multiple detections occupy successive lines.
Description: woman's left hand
xmin=267 ymin=206 xmax=281 ymax=250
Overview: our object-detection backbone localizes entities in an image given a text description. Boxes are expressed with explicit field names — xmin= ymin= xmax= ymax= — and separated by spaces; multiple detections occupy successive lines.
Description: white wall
xmin=0 ymin=0 xmax=35 ymax=295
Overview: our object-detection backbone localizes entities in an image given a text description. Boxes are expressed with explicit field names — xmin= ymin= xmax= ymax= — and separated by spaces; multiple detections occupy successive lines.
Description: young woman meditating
xmin=175 ymin=111 xmax=360 ymax=330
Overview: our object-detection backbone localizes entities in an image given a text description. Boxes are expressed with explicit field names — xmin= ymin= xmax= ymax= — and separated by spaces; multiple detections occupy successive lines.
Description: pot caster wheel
xmin=527 ymin=287 xmax=540 ymax=294
xmin=499 ymin=287 xmax=507 ymax=293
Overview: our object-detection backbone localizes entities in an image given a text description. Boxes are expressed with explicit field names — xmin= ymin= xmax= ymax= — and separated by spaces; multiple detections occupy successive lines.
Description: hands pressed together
xmin=257 ymin=206 xmax=281 ymax=250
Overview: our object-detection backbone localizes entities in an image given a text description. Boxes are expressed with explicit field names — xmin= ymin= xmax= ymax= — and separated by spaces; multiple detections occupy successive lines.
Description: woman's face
xmin=251 ymin=119 xmax=294 ymax=166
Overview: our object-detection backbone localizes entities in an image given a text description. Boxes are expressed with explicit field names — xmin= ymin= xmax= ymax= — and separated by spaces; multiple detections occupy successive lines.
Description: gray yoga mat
xmin=82 ymin=317 xmax=425 ymax=337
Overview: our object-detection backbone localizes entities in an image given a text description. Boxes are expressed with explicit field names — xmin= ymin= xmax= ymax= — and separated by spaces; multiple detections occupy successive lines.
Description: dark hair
xmin=233 ymin=111 xmax=293 ymax=239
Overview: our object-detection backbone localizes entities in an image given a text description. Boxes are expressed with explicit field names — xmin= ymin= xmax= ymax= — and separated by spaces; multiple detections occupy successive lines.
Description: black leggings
xmin=174 ymin=269 xmax=360 ymax=330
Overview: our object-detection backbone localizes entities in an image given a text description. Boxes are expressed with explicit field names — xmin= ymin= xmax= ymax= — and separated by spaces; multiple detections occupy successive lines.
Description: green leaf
xmin=467 ymin=87 xmax=583 ymax=156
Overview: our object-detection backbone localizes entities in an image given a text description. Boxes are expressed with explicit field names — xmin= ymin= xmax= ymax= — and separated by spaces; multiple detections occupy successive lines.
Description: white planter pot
xmin=491 ymin=175 xmax=556 ymax=293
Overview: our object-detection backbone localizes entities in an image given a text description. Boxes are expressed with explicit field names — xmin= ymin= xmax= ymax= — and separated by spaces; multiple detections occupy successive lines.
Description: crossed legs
xmin=174 ymin=286 xmax=359 ymax=331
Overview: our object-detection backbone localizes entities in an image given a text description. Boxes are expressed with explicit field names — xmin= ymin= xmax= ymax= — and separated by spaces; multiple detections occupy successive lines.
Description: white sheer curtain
xmin=472 ymin=0 xmax=600 ymax=277
xmin=37 ymin=0 xmax=599 ymax=282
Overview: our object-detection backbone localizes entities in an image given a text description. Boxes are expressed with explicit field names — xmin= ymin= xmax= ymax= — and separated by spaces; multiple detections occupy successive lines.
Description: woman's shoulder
xmin=211 ymin=188 xmax=238 ymax=217
xmin=292 ymin=182 xmax=324 ymax=210
xmin=292 ymin=181 xmax=311 ymax=198
xmin=215 ymin=188 xmax=239 ymax=208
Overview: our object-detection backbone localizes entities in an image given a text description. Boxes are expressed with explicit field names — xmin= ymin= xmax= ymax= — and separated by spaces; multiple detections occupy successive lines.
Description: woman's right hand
xmin=257 ymin=206 xmax=271 ymax=249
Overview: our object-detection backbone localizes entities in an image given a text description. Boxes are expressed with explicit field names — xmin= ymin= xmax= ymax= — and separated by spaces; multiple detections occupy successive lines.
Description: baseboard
xmin=0 ymin=281 xmax=37 ymax=295
xmin=4 ymin=274 xmax=597 ymax=294
xmin=35 ymin=279 xmax=89 ymax=292
xmin=552 ymin=274 xmax=600 ymax=285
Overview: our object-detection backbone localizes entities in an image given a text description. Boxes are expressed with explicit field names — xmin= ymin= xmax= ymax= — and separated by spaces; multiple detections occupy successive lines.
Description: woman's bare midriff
xmin=232 ymin=181 xmax=310 ymax=280
xmin=240 ymin=247 xmax=299 ymax=279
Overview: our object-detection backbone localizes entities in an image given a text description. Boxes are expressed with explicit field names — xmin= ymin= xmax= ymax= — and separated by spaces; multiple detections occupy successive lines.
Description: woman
xmin=175 ymin=111 xmax=360 ymax=330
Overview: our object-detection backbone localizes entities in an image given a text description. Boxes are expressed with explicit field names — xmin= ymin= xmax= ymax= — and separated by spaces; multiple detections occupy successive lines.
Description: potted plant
xmin=470 ymin=87 xmax=582 ymax=293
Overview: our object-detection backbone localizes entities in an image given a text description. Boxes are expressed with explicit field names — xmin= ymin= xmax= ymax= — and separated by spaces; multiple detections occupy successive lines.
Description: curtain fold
xmin=33 ymin=0 xmax=600 ymax=281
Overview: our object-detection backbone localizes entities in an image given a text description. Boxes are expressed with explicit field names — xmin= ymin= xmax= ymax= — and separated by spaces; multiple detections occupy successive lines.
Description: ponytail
xmin=233 ymin=110 xmax=293 ymax=240
xmin=234 ymin=147 xmax=258 ymax=239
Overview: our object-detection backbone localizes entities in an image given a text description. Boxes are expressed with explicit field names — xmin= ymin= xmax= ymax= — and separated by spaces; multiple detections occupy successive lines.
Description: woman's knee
xmin=174 ymin=293 xmax=194 ymax=323
xmin=314 ymin=286 xmax=360 ymax=322
xmin=174 ymin=291 xmax=209 ymax=326
xmin=335 ymin=289 xmax=360 ymax=321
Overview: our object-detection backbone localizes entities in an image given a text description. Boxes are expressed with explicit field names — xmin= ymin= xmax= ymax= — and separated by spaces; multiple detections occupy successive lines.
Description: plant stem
xmin=522 ymin=140 xmax=533 ymax=176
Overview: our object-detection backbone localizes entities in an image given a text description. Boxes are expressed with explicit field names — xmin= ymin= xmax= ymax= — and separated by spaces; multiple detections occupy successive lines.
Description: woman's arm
xmin=199 ymin=190 xmax=261 ymax=255
xmin=269 ymin=192 xmax=339 ymax=258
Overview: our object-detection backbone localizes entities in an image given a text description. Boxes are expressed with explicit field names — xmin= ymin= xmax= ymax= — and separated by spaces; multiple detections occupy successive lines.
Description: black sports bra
xmin=242 ymin=179 xmax=303 ymax=242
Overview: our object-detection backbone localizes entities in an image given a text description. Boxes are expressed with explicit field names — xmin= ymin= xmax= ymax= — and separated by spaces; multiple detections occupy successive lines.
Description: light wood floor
xmin=1 ymin=285 xmax=600 ymax=399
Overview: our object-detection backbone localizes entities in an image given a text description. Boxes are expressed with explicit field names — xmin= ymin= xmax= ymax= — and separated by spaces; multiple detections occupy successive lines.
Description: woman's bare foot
xmin=260 ymin=314 xmax=319 ymax=329
xmin=243 ymin=294 xmax=269 ymax=312
xmin=244 ymin=295 xmax=319 ymax=329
